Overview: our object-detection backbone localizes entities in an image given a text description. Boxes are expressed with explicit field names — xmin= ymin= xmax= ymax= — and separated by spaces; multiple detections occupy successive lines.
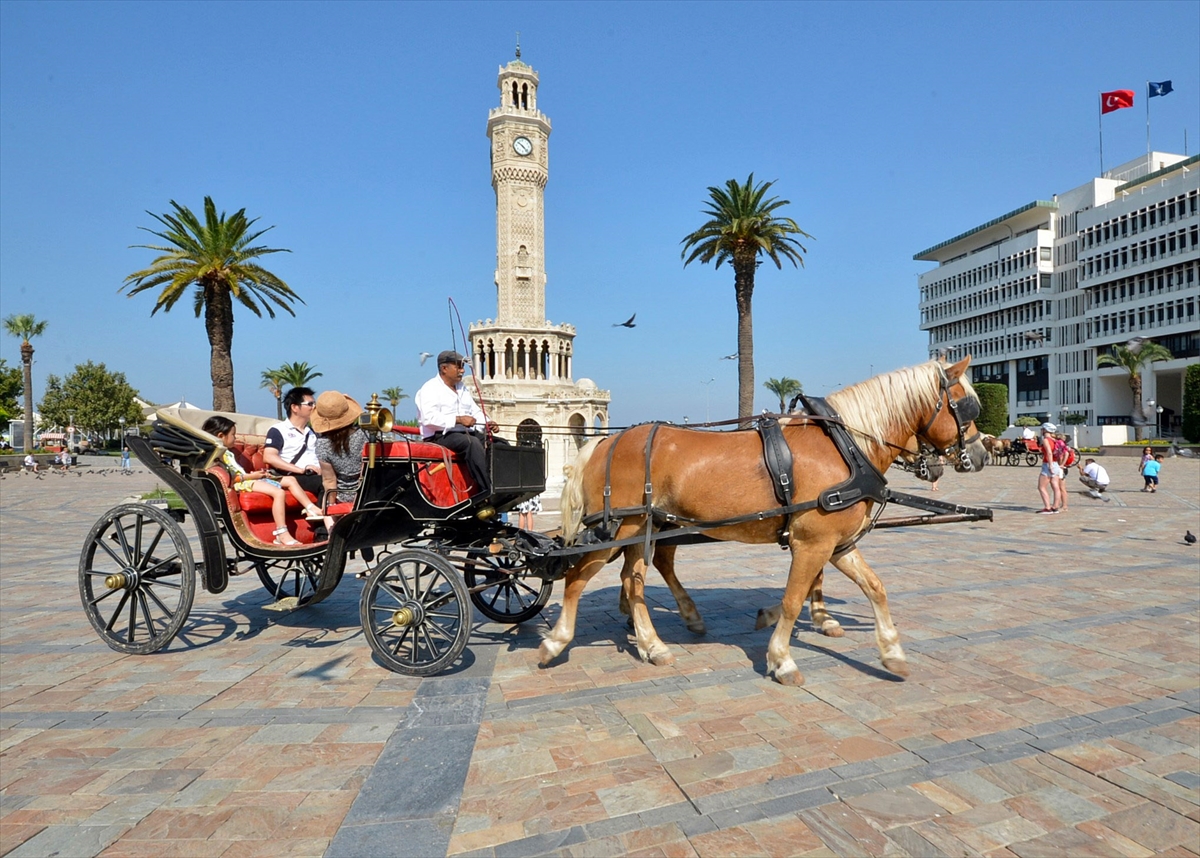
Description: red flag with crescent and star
xmin=1100 ymin=90 xmax=1134 ymax=114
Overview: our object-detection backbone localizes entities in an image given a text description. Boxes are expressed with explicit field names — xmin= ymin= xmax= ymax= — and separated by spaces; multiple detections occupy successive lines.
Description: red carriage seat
xmin=205 ymin=438 xmax=322 ymax=546
xmin=377 ymin=438 xmax=478 ymax=507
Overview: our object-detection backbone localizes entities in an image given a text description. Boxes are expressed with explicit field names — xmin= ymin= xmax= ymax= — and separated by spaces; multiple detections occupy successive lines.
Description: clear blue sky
xmin=2 ymin=0 xmax=1197 ymax=426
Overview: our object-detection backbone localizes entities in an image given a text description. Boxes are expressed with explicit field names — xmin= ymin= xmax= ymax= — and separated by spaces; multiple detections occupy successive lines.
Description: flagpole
xmin=1098 ymin=92 xmax=1105 ymax=176
xmin=1146 ymin=81 xmax=1152 ymax=169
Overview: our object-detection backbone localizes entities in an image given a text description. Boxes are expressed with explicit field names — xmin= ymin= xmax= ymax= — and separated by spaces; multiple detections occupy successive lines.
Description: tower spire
xmin=515 ymin=31 xmax=521 ymax=59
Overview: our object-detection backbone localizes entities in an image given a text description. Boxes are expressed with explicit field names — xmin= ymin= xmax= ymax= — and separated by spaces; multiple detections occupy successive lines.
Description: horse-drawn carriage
xmin=79 ymin=359 xmax=993 ymax=684
xmin=986 ymin=435 xmax=1042 ymax=467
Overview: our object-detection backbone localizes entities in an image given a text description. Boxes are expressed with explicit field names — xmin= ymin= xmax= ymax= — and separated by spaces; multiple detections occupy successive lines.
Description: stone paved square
xmin=1 ymin=455 xmax=1197 ymax=856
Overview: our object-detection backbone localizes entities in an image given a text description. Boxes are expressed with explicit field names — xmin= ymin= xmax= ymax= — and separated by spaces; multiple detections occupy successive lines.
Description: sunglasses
xmin=300 ymin=401 xmax=317 ymax=407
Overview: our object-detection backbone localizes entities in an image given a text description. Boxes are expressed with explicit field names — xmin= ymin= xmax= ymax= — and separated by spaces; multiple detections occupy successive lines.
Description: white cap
xmin=1041 ymin=422 xmax=1057 ymax=433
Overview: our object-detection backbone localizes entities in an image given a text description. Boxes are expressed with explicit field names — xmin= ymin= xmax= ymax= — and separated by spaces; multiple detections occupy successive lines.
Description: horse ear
xmin=946 ymin=355 xmax=972 ymax=380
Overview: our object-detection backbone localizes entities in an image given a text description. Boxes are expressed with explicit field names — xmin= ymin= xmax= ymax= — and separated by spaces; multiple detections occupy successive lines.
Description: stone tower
xmin=470 ymin=54 xmax=610 ymax=495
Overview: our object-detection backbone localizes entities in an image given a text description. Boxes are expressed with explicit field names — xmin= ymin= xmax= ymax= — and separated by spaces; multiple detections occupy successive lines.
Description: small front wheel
xmin=463 ymin=554 xmax=552 ymax=624
xmin=359 ymin=549 xmax=471 ymax=676
xmin=1025 ymin=452 xmax=1040 ymax=467
xmin=79 ymin=503 xmax=196 ymax=655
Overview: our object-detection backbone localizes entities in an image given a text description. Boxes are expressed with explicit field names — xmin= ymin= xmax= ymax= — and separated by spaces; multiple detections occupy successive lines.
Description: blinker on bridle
xmin=915 ymin=367 xmax=982 ymax=470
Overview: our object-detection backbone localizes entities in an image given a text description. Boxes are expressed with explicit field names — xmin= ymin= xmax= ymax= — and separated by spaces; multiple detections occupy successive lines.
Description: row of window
xmin=1055 ymin=350 xmax=1094 ymax=375
xmin=1078 ymin=190 xmax=1197 ymax=249
xmin=928 ymin=300 xmax=1051 ymax=344
xmin=922 ymin=274 xmax=1051 ymax=323
xmin=1057 ymin=377 xmax=1093 ymax=407
xmin=474 ymin=337 xmax=572 ymax=382
xmin=1079 ymin=226 xmax=1199 ymax=281
xmin=937 ymin=330 xmax=1054 ymax=362
xmin=920 ymin=244 xmax=1048 ymax=302
xmin=1085 ymin=262 xmax=1197 ymax=309
xmin=1087 ymin=297 xmax=1197 ymax=339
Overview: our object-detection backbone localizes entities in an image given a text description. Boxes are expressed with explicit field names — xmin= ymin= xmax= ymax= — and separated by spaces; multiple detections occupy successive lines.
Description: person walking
xmin=1142 ymin=454 xmax=1163 ymax=492
xmin=121 ymin=446 xmax=131 ymax=474
xmin=516 ymin=493 xmax=542 ymax=530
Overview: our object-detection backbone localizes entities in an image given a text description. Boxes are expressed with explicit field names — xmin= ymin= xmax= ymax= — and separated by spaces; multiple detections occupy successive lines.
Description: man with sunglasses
xmin=415 ymin=350 xmax=496 ymax=496
xmin=263 ymin=386 xmax=324 ymax=497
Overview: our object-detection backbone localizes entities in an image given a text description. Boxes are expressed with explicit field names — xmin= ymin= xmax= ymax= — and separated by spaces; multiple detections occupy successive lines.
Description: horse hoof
xmin=820 ymin=621 xmax=844 ymax=638
xmin=538 ymin=640 xmax=564 ymax=665
xmin=882 ymin=657 xmax=909 ymax=678
xmin=754 ymin=608 xmax=771 ymax=630
xmin=686 ymin=620 xmax=707 ymax=635
xmin=649 ymin=649 xmax=675 ymax=666
xmin=773 ymin=667 xmax=806 ymax=686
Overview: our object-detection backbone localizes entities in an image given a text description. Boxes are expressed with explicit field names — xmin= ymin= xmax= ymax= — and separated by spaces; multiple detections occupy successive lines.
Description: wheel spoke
xmin=137 ymin=590 xmax=158 ymax=637
xmin=97 ymin=534 xmax=127 ymax=567
xmin=104 ymin=590 xmax=131 ymax=631
xmin=136 ymin=525 xmax=166 ymax=573
xmin=142 ymin=584 xmax=176 ymax=620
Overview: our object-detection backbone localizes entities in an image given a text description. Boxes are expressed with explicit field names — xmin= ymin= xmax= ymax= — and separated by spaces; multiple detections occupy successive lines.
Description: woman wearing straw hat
xmin=312 ymin=391 xmax=367 ymax=513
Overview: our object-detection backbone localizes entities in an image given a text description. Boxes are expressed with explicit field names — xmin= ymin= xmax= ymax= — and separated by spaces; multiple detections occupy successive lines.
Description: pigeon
xmin=1125 ymin=336 xmax=1148 ymax=354
xmin=612 ymin=313 xmax=636 ymax=328
xmin=1185 ymin=531 xmax=1197 ymax=545
xmin=419 ymin=352 xmax=434 ymax=366
xmin=720 ymin=353 xmax=738 ymax=360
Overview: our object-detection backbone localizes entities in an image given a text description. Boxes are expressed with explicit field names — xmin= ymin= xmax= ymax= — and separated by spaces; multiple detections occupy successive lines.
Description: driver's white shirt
xmin=415 ymin=376 xmax=485 ymax=439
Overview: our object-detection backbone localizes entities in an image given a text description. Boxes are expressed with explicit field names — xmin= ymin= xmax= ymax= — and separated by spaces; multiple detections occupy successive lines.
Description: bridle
xmin=914 ymin=367 xmax=982 ymax=471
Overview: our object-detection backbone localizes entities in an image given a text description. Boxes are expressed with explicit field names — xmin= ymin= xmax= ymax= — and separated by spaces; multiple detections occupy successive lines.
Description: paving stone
xmin=5 ymin=823 xmax=129 ymax=858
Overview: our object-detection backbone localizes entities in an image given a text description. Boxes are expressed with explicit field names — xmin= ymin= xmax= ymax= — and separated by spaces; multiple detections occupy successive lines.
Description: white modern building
xmin=469 ymin=54 xmax=610 ymax=494
xmin=916 ymin=153 xmax=1199 ymax=438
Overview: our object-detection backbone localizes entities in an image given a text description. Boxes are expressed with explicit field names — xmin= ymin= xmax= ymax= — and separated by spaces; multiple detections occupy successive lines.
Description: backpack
xmin=1054 ymin=439 xmax=1077 ymax=468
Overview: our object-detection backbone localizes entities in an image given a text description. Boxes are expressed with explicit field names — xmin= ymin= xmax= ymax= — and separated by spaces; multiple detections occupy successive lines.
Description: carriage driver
xmin=414 ymin=350 xmax=497 ymax=497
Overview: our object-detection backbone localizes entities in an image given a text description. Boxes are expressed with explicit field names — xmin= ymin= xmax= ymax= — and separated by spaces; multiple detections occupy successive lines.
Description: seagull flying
xmin=720 ymin=353 xmax=737 ymax=360
xmin=1185 ymin=531 xmax=1197 ymax=545
xmin=1125 ymin=336 xmax=1148 ymax=354
xmin=613 ymin=313 xmax=636 ymax=328
xmin=419 ymin=352 xmax=434 ymax=366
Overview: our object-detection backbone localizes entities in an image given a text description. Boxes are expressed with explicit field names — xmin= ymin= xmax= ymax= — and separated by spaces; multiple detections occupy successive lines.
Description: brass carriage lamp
xmin=359 ymin=393 xmax=394 ymax=469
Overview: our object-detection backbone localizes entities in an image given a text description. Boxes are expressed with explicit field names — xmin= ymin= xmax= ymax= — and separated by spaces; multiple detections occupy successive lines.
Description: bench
xmin=205 ymin=436 xmax=323 ymax=547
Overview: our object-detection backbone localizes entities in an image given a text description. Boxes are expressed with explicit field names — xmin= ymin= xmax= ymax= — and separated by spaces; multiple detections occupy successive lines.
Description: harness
xmin=578 ymin=367 xmax=984 ymax=557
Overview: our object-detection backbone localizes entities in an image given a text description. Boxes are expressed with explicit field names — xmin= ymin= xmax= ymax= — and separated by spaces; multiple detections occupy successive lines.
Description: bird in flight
xmin=720 ymin=353 xmax=737 ymax=360
xmin=613 ymin=313 xmax=636 ymax=328
xmin=1124 ymin=336 xmax=1148 ymax=354
xmin=419 ymin=352 xmax=434 ymax=365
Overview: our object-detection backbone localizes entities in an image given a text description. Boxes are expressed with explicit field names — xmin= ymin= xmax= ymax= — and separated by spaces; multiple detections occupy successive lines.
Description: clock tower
xmin=470 ymin=53 xmax=610 ymax=494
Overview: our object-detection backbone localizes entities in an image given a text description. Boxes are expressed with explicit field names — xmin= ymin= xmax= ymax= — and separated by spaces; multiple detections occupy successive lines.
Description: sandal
xmin=304 ymin=505 xmax=325 ymax=521
xmin=272 ymin=526 xmax=301 ymax=546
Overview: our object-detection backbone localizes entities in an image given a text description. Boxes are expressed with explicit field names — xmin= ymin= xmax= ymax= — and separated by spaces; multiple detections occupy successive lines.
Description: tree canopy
xmin=0 ymin=358 xmax=22 ymax=430
xmin=122 ymin=197 xmax=299 ymax=411
xmin=38 ymin=362 xmax=143 ymax=436
xmin=763 ymin=377 xmax=803 ymax=412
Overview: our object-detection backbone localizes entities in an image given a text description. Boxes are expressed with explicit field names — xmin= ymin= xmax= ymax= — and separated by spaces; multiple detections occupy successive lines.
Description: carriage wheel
xmin=463 ymin=553 xmax=552 ymax=624
xmin=359 ymin=549 xmax=471 ymax=676
xmin=1025 ymin=452 xmax=1040 ymax=466
xmin=254 ymin=555 xmax=333 ymax=606
xmin=78 ymin=503 xmax=196 ymax=655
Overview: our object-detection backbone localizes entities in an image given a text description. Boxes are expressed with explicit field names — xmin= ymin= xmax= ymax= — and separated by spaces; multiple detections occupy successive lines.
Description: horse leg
xmin=754 ymin=569 xmax=842 ymax=637
xmin=623 ymin=537 xmax=675 ymax=665
xmin=807 ymin=570 xmax=844 ymax=637
xmin=766 ymin=545 xmax=832 ymax=686
xmin=538 ymin=550 xmax=611 ymax=665
xmin=618 ymin=544 xmax=705 ymax=634
xmin=829 ymin=546 xmax=908 ymax=678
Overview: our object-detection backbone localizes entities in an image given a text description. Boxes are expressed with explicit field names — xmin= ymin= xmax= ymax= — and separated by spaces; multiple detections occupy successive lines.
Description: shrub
xmin=1015 ymin=415 xmax=1041 ymax=427
xmin=1183 ymin=363 xmax=1200 ymax=443
xmin=973 ymin=383 xmax=1008 ymax=436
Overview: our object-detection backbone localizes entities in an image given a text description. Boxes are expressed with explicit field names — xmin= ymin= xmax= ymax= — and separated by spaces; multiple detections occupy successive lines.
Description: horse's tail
xmin=561 ymin=436 xmax=605 ymax=544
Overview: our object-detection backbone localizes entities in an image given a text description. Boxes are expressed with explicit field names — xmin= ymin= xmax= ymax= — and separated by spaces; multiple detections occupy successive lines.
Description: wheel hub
xmin=105 ymin=568 xmax=139 ymax=590
xmin=392 ymin=601 xmax=424 ymax=627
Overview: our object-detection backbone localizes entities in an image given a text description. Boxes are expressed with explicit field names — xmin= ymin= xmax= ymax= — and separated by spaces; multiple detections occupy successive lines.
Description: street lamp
xmin=1156 ymin=405 xmax=1164 ymax=440
xmin=1060 ymin=405 xmax=1071 ymax=448
xmin=701 ymin=378 xmax=715 ymax=424
xmin=67 ymin=411 xmax=75 ymax=453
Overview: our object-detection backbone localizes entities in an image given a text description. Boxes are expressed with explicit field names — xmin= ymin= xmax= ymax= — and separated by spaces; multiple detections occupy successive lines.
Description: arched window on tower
xmin=511 ymin=81 xmax=519 ymax=107
xmin=517 ymin=418 xmax=542 ymax=448
xmin=568 ymin=413 xmax=586 ymax=449
xmin=504 ymin=339 xmax=515 ymax=379
xmin=521 ymin=83 xmax=528 ymax=109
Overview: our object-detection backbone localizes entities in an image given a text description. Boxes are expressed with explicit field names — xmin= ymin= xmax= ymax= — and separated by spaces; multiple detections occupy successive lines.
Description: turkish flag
xmin=1100 ymin=90 xmax=1134 ymax=114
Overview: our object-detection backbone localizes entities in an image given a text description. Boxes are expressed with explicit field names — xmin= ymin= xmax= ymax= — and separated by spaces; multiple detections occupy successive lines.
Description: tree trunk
xmin=20 ymin=340 xmax=33 ymax=453
xmin=1130 ymin=371 xmax=1143 ymax=442
xmin=274 ymin=394 xmax=283 ymax=421
xmin=734 ymin=261 xmax=755 ymax=421
xmin=205 ymin=285 xmax=236 ymax=412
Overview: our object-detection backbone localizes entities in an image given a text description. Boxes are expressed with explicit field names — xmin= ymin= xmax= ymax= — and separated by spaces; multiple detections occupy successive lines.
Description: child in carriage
xmin=201 ymin=415 xmax=330 ymax=545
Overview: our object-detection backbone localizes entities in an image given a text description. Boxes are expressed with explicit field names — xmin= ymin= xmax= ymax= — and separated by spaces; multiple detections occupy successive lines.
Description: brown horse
xmin=544 ymin=357 xmax=987 ymax=685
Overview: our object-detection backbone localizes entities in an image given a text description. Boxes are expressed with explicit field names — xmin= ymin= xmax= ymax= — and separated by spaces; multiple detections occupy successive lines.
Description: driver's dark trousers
xmin=427 ymin=430 xmax=490 ymax=496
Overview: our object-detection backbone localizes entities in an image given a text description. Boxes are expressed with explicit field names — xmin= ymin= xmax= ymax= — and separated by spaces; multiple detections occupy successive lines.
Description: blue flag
xmin=1148 ymin=80 xmax=1173 ymax=98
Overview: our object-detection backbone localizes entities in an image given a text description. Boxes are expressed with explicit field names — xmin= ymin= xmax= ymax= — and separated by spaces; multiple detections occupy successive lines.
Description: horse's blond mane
xmin=826 ymin=361 xmax=975 ymax=458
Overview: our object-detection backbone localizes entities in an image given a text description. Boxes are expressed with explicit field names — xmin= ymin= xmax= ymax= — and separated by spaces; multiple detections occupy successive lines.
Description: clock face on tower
xmin=512 ymin=136 xmax=533 ymax=156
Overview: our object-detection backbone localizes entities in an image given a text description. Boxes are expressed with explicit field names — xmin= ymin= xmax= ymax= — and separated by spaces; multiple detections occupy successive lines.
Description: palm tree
xmin=381 ymin=386 xmax=408 ymax=411
xmin=1097 ymin=341 xmax=1174 ymax=440
xmin=122 ymin=197 xmax=300 ymax=412
xmin=260 ymin=367 xmax=287 ymax=420
xmin=763 ymin=377 xmax=803 ymax=413
xmin=276 ymin=361 xmax=322 ymax=391
xmin=681 ymin=175 xmax=811 ymax=420
xmin=2 ymin=314 xmax=48 ymax=452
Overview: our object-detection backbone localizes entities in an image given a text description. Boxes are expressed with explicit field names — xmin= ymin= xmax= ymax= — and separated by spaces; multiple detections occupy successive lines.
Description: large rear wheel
xmin=79 ymin=503 xmax=195 ymax=655
xmin=255 ymin=556 xmax=327 ymax=606
xmin=359 ymin=549 xmax=471 ymax=676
